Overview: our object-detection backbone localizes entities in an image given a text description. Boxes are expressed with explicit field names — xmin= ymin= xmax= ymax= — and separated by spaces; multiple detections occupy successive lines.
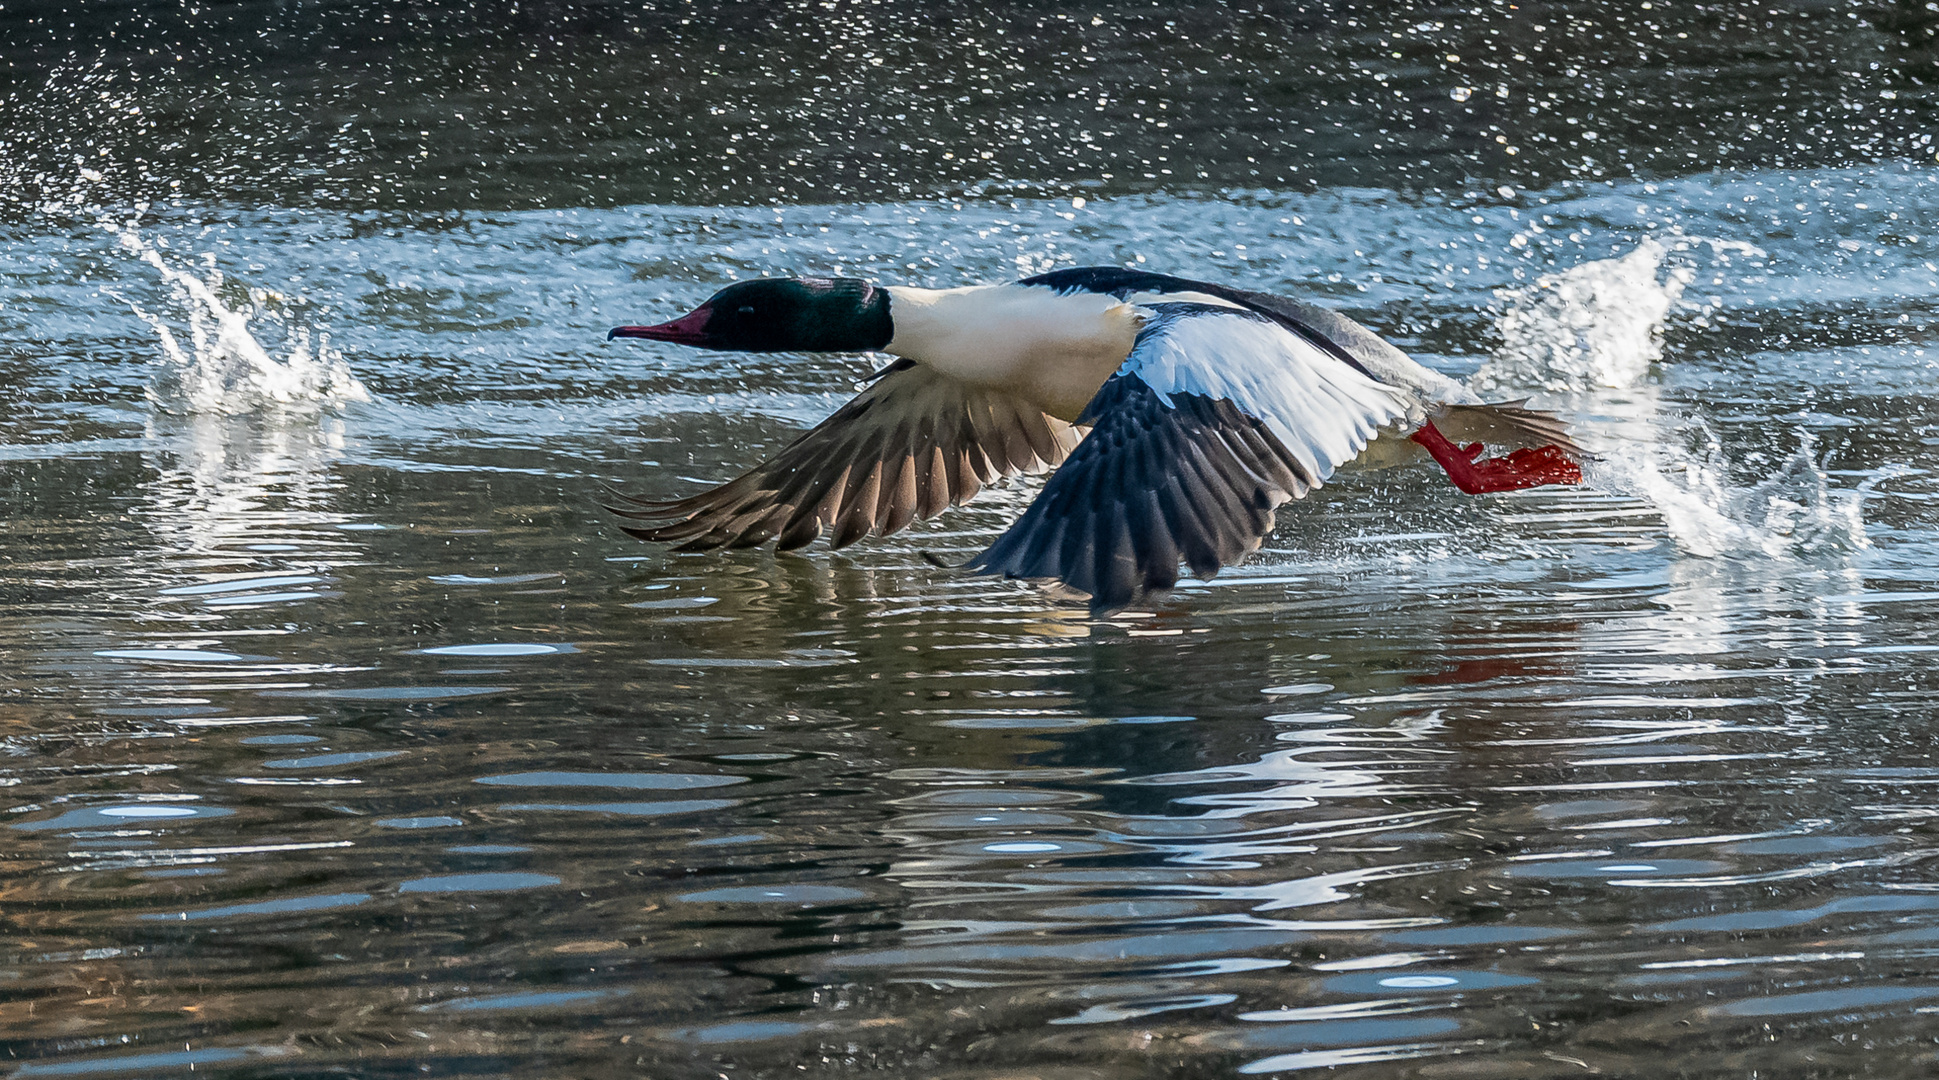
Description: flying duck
xmin=608 ymin=268 xmax=1581 ymax=615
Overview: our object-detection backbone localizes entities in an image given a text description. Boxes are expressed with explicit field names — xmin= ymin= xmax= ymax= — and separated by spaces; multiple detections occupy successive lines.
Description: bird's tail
xmin=1434 ymin=401 xmax=1583 ymax=457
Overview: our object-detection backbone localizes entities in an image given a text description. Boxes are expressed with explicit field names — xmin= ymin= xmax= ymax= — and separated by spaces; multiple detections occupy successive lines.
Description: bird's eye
xmin=738 ymin=305 xmax=757 ymax=314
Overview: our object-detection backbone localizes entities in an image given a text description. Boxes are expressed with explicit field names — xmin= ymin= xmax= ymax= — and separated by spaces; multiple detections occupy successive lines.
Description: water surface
xmin=5 ymin=4 xmax=1939 ymax=1078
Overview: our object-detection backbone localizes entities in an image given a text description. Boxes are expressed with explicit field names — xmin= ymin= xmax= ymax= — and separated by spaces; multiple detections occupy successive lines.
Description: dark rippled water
xmin=6 ymin=4 xmax=1939 ymax=1078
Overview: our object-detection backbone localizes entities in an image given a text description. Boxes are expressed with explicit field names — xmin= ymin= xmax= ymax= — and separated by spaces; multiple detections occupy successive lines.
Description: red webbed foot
xmin=1409 ymin=420 xmax=1584 ymax=495
xmin=1471 ymin=444 xmax=1583 ymax=491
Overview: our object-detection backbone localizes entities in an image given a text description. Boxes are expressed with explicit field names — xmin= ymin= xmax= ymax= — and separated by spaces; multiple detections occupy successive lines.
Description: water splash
xmin=1463 ymin=236 xmax=1854 ymax=561
xmin=1472 ymin=238 xmax=1693 ymax=393
xmin=1586 ymin=424 xmax=1870 ymax=559
xmin=111 ymin=229 xmax=369 ymax=414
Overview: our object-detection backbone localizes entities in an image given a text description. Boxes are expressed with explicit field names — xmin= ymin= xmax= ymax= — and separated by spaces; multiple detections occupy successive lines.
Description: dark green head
xmin=609 ymin=277 xmax=893 ymax=352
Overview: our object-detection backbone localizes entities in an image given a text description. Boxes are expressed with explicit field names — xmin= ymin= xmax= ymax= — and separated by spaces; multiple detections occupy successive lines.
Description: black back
xmin=1018 ymin=266 xmax=1401 ymax=380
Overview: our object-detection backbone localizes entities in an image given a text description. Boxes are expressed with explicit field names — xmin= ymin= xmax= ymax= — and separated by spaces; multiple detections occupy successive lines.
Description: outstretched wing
xmin=966 ymin=306 xmax=1415 ymax=615
xmin=1019 ymin=267 xmax=1580 ymax=456
xmin=610 ymin=359 xmax=1082 ymax=552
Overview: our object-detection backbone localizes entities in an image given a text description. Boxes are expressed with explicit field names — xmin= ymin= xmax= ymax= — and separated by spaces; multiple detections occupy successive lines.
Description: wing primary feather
xmin=997 ymin=400 xmax=1038 ymax=473
xmin=916 ymin=444 xmax=951 ymax=519
xmin=1128 ymin=488 xmax=1181 ymax=594
xmin=1090 ymin=502 xmax=1139 ymax=614
xmin=1170 ymin=440 xmax=1251 ymax=562
xmin=830 ymin=461 xmax=883 ymax=550
xmin=1016 ymin=409 xmax=1060 ymax=467
xmin=728 ymin=505 xmax=792 ymax=549
xmin=952 ymin=449 xmax=985 ymax=503
xmin=962 ymin=396 xmax=1004 ymax=479
xmin=1150 ymin=479 xmax=1219 ymax=579
xmin=776 ymin=513 xmax=824 ymax=552
xmin=789 ymin=463 xmax=853 ymax=545
xmin=880 ymin=455 xmax=919 ymax=535
xmin=1058 ymin=503 xmax=1099 ymax=596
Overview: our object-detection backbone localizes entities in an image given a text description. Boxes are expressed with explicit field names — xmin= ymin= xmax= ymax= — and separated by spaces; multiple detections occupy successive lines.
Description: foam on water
xmin=111 ymin=228 xmax=369 ymax=414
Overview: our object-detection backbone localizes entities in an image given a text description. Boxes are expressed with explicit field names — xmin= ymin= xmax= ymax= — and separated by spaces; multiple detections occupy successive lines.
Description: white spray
xmin=110 ymin=227 xmax=369 ymax=413
xmin=1586 ymin=425 xmax=1870 ymax=558
xmin=1471 ymin=237 xmax=1871 ymax=559
xmin=1472 ymin=238 xmax=1691 ymax=393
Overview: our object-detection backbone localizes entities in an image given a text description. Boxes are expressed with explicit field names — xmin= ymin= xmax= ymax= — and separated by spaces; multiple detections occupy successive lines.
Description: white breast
xmin=884 ymin=284 xmax=1143 ymax=420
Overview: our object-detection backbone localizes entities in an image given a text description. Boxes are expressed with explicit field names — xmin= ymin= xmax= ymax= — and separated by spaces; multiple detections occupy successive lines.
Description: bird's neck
xmin=882 ymin=284 xmax=1143 ymax=420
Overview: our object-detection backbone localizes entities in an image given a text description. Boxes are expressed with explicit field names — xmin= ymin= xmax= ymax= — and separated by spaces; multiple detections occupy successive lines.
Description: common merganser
xmin=608 ymin=267 xmax=1581 ymax=615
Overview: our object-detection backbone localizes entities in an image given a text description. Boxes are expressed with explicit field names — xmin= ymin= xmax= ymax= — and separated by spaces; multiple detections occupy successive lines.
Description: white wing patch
xmin=1123 ymin=308 xmax=1420 ymax=485
xmin=1121 ymin=289 xmax=1249 ymax=311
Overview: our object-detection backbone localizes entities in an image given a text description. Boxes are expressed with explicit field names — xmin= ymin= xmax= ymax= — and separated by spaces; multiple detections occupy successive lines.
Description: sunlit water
xmin=7 ymin=47 xmax=1939 ymax=1079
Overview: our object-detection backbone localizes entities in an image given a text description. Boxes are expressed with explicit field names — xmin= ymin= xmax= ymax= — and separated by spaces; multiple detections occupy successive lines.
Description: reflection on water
xmin=15 ymin=524 xmax=1939 ymax=1077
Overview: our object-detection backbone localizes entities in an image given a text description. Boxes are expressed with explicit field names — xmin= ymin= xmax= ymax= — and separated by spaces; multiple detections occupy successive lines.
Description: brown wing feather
xmin=609 ymin=360 xmax=1083 ymax=552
